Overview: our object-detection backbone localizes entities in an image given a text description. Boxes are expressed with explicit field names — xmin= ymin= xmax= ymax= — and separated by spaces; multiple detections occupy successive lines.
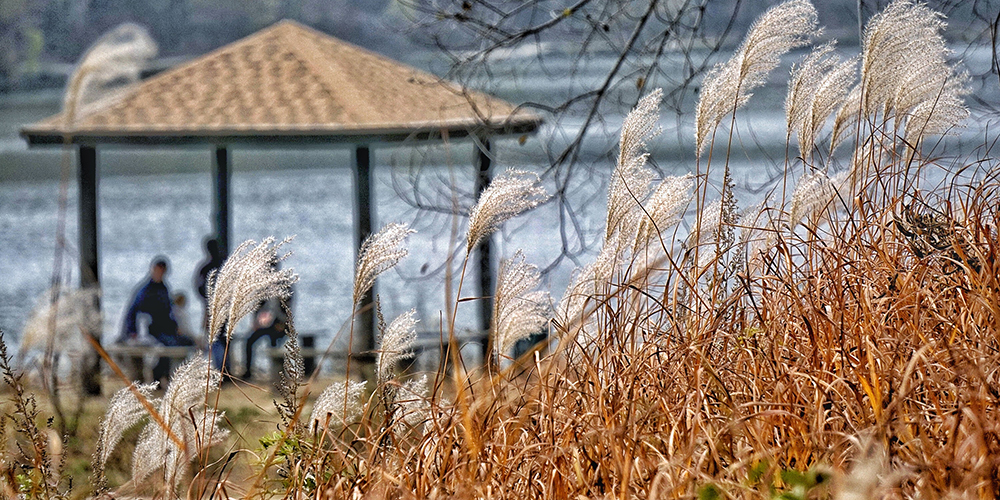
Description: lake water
xmin=1 ymin=45 xmax=996 ymax=363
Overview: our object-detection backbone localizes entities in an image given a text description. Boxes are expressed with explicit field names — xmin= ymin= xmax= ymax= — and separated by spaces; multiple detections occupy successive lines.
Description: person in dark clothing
xmin=119 ymin=257 xmax=193 ymax=383
xmin=241 ymin=297 xmax=292 ymax=380
xmin=195 ymin=238 xmax=230 ymax=373
xmin=242 ymin=259 xmax=293 ymax=380
xmin=195 ymin=238 xmax=225 ymax=329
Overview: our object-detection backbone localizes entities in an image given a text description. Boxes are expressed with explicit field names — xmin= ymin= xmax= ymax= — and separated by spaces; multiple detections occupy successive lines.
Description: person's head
xmin=205 ymin=238 xmax=220 ymax=258
xmin=150 ymin=257 xmax=169 ymax=283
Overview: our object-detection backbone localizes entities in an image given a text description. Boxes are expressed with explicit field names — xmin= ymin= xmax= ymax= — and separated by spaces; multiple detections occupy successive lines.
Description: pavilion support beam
xmin=474 ymin=136 xmax=494 ymax=363
xmin=353 ymin=145 xmax=376 ymax=368
xmin=213 ymin=146 xmax=231 ymax=257
xmin=78 ymin=145 xmax=102 ymax=396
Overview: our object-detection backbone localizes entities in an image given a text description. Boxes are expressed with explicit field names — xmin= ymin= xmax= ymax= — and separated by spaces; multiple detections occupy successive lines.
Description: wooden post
xmin=353 ymin=145 xmax=375 ymax=362
xmin=474 ymin=137 xmax=494 ymax=362
xmin=78 ymin=145 xmax=102 ymax=395
xmin=213 ymin=146 xmax=231 ymax=257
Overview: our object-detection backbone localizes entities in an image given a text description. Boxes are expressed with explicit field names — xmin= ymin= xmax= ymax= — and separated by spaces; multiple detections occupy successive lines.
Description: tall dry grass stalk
xmin=696 ymin=0 xmax=819 ymax=156
xmin=89 ymin=357 xmax=227 ymax=497
xmin=353 ymin=223 xmax=415 ymax=307
xmin=466 ymin=168 xmax=548 ymax=253
xmin=491 ymin=251 xmax=549 ymax=369
xmin=310 ymin=379 xmax=367 ymax=432
xmin=41 ymin=22 xmax=157 ymax=428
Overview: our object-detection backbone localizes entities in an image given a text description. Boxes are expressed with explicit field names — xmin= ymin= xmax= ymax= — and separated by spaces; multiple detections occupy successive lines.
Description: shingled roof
xmin=22 ymin=20 xmax=540 ymax=146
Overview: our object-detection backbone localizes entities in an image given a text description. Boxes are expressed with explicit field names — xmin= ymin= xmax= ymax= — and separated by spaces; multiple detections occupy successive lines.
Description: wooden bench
xmin=103 ymin=344 xmax=202 ymax=383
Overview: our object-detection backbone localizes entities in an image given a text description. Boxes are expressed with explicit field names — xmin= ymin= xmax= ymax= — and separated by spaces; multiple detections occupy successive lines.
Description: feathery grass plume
xmin=92 ymin=381 xmax=158 ymax=488
xmin=131 ymin=357 xmax=227 ymax=490
xmin=620 ymin=88 xmax=663 ymax=166
xmin=376 ymin=309 xmax=418 ymax=387
xmin=634 ymin=174 xmax=694 ymax=252
xmin=310 ymin=380 xmax=367 ymax=432
xmin=607 ymin=89 xmax=662 ymax=242
xmin=852 ymin=0 xmax=970 ymax=142
xmin=787 ymin=171 xmax=839 ymax=227
xmin=353 ymin=223 xmax=415 ymax=306
xmin=835 ymin=439 xmax=891 ymax=500
xmin=556 ymin=239 xmax=621 ymax=335
xmin=786 ymin=43 xmax=838 ymax=143
xmin=20 ymin=287 xmax=100 ymax=356
xmin=492 ymin=251 xmax=551 ymax=364
xmin=830 ymin=83 xmax=862 ymax=154
xmin=393 ymin=375 xmax=430 ymax=434
xmin=695 ymin=0 xmax=819 ymax=156
xmin=800 ymin=56 xmax=857 ymax=158
xmin=903 ymin=89 xmax=969 ymax=145
xmin=859 ymin=0 xmax=944 ymax=115
xmin=466 ymin=169 xmax=548 ymax=252
xmin=206 ymin=237 xmax=297 ymax=342
xmin=785 ymin=42 xmax=858 ymax=159
xmin=64 ymin=23 xmax=157 ymax=120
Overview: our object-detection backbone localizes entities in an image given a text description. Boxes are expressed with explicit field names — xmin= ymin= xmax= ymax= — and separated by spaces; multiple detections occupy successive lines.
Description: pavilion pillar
xmin=474 ymin=136 xmax=494 ymax=362
xmin=78 ymin=144 xmax=102 ymax=395
xmin=213 ymin=146 xmax=231 ymax=257
xmin=352 ymin=145 xmax=376 ymax=362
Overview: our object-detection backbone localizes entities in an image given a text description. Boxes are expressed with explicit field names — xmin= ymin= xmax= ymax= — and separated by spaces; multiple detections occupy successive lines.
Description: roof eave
xmin=21 ymin=117 xmax=542 ymax=148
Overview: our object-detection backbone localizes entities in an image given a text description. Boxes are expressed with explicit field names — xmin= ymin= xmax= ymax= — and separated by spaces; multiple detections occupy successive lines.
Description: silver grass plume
xmin=859 ymin=0 xmax=945 ymax=116
xmin=206 ymin=237 xmax=297 ymax=342
xmin=831 ymin=83 xmax=862 ymax=154
xmin=786 ymin=43 xmax=858 ymax=159
xmin=131 ymin=357 xmax=227 ymax=489
xmin=786 ymin=43 xmax=839 ymax=144
xmin=21 ymin=287 xmax=100 ymax=356
xmin=64 ymin=23 xmax=157 ymax=122
xmin=835 ymin=437 xmax=890 ymax=500
xmin=801 ymin=56 xmax=857 ymax=158
xmin=853 ymin=0 xmax=970 ymax=142
xmin=92 ymin=381 xmax=158 ymax=489
xmin=466 ymin=169 xmax=548 ymax=252
xmin=353 ymin=223 xmax=414 ymax=306
xmin=310 ymin=380 xmax=367 ymax=432
xmin=376 ymin=309 xmax=418 ymax=387
xmin=903 ymin=85 xmax=969 ymax=144
xmin=393 ymin=375 xmax=430 ymax=434
xmin=696 ymin=0 xmax=819 ymax=156
xmin=633 ymin=174 xmax=694 ymax=252
xmin=788 ymin=171 xmax=839 ymax=227
xmin=492 ymin=251 xmax=551 ymax=363
xmin=607 ymin=89 xmax=662 ymax=242
xmin=556 ymin=240 xmax=621 ymax=337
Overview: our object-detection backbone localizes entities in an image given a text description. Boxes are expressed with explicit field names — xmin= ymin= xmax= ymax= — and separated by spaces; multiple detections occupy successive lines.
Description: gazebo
xmin=21 ymin=20 xmax=541 ymax=392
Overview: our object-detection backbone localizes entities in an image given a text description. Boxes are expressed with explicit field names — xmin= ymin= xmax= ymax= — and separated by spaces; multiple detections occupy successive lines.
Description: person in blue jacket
xmin=119 ymin=257 xmax=193 ymax=383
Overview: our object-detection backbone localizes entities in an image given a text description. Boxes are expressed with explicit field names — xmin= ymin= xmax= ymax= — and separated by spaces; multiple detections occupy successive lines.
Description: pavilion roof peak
xmin=23 ymin=20 xmax=540 ymax=146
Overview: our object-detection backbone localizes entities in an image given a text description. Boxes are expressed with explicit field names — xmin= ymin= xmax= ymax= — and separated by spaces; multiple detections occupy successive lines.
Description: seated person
xmin=119 ymin=257 xmax=194 ymax=384
xmin=172 ymin=292 xmax=203 ymax=349
xmin=242 ymin=294 xmax=292 ymax=380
